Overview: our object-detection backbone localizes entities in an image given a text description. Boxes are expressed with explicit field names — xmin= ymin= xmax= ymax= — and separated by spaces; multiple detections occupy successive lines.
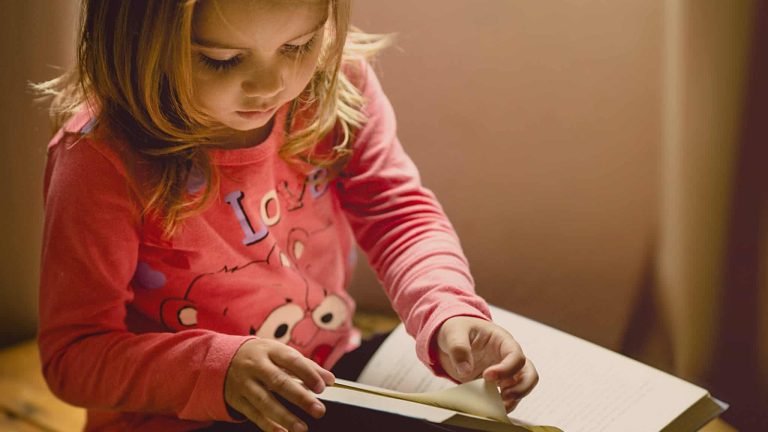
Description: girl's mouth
xmin=236 ymin=107 xmax=276 ymax=120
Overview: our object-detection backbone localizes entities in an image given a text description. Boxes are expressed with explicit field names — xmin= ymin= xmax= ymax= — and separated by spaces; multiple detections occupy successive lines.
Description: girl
xmin=36 ymin=1 xmax=538 ymax=431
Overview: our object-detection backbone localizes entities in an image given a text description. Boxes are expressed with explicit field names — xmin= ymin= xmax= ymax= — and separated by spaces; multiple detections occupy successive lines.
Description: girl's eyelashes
xmin=195 ymin=34 xmax=318 ymax=72
xmin=280 ymin=34 xmax=317 ymax=57
xmin=197 ymin=53 xmax=243 ymax=72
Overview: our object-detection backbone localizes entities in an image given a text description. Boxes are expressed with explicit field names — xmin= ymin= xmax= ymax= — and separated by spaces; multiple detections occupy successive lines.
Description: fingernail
xmin=312 ymin=402 xmax=325 ymax=417
xmin=292 ymin=422 xmax=307 ymax=432
xmin=457 ymin=361 xmax=472 ymax=376
xmin=314 ymin=382 xmax=326 ymax=393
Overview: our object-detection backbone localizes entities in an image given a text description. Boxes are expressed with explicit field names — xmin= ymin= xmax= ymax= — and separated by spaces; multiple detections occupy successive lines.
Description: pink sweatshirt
xmin=38 ymin=62 xmax=491 ymax=431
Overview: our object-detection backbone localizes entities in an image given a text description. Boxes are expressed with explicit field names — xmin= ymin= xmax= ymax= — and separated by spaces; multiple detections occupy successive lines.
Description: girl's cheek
xmin=293 ymin=57 xmax=321 ymax=89
xmin=194 ymin=74 xmax=237 ymax=104
xmin=191 ymin=62 xmax=223 ymax=81
xmin=192 ymin=85 xmax=223 ymax=115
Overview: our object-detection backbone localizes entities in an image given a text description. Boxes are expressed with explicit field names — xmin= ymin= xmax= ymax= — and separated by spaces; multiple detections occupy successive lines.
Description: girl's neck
xmin=216 ymin=117 xmax=275 ymax=150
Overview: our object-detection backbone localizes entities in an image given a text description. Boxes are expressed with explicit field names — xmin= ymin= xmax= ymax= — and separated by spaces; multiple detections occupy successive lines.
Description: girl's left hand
xmin=435 ymin=316 xmax=539 ymax=412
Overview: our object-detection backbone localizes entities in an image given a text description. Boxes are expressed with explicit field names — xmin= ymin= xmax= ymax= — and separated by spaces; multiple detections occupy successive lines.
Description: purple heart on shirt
xmin=134 ymin=261 xmax=166 ymax=289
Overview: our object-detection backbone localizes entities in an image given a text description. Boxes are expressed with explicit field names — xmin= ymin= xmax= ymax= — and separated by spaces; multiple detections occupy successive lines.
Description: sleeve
xmin=38 ymin=137 xmax=252 ymax=422
xmin=337 ymin=63 xmax=492 ymax=374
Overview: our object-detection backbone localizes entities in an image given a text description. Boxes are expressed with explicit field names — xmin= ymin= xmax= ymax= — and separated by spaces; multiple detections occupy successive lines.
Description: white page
xmin=358 ymin=305 xmax=710 ymax=432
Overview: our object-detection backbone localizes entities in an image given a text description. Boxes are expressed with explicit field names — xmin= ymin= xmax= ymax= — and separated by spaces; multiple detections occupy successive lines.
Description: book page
xmin=321 ymin=379 xmax=558 ymax=432
xmin=333 ymin=378 xmax=511 ymax=423
xmin=318 ymin=380 xmax=457 ymax=423
xmin=358 ymin=305 xmax=713 ymax=432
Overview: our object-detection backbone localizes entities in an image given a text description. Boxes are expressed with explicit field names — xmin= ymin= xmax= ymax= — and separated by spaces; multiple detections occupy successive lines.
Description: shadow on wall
xmin=0 ymin=1 xmax=78 ymax=346
xmin=712 ymin=2 xmax=768 ymax=428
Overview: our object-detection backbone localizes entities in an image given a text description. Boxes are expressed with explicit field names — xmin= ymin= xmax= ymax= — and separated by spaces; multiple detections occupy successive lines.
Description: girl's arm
xmin=337 ymin=62 xmax=492 ymax=374
xmin=38 ymin=135 xmax=250 ymax=422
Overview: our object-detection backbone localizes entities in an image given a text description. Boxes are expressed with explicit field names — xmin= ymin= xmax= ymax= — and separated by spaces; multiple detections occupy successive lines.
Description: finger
xmin=501 ymin=386 xmax=526 ymax=411
xmin=233 ymin=394 xmax=292 ymax=432
xmin=270 ymin=347 xmax=332 ymax=393
xmin=482 ymin=341 xmax=525 ymax=382
xmin=257 ymin=360 xmax=326 ymax=419
xmin=314 ymin=363 xmax=336 ymax=387
xmin=441 ymin=328 xmax=475 ymax=379
xmin=500 ymin=360 xmax=539 ymax=400
xmin=503 ymin=397 xmax=520 ymax=413
xmin=245 ymin=380 xmax=309 ymax=432
xmin=497 ymin=370 xmax=524 ymax=389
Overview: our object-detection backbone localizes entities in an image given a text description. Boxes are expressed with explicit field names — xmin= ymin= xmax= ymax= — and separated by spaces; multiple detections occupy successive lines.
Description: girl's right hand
xmin=225 ymin=338 xmax=335 ymax=432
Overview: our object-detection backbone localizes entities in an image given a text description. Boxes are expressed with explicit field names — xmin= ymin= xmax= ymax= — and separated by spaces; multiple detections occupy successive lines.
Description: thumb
xmin=443 ymin=329 xmax=474 ymax=379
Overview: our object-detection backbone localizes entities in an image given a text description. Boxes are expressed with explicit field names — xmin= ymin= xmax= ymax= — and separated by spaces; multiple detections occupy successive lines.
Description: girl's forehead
xmin=192 ymin=0 xmax=328 ymax=50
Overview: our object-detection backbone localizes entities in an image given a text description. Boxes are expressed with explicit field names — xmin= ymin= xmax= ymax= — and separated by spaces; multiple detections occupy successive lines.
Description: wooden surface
xmin=0 ymin=313 xmax=735 ymax=432
xmin=0 ymin=339 xmax=85 ymax=432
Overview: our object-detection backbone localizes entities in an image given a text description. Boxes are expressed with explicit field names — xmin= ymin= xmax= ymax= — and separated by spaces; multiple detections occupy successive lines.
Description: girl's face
xmin=191 ymin=0 xmax=327 ymax=139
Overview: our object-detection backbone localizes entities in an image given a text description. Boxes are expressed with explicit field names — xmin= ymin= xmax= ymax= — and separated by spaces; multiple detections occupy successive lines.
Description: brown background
xmin=0 ymin=2 xmax=78 ymax=346
xmin=348 ymin=0 xmax=661 ymax=353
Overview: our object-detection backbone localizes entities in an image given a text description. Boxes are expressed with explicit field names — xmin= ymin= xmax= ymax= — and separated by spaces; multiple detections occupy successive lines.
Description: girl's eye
xmin=197 ymin=53 xmax=243 ymax=72
xmin=281 ymin=35 xmax=317 ymax=57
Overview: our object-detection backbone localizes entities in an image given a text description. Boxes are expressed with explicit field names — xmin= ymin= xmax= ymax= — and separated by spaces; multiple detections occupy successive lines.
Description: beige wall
xmin=350 ymin=0 xmax=662 ymax=350
xmin=0 ymin=2 xmax=78 ymax=346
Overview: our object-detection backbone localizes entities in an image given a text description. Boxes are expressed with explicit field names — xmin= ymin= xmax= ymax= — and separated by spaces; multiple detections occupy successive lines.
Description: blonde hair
xmin=35 ymin=0 xmax=390 ymax=236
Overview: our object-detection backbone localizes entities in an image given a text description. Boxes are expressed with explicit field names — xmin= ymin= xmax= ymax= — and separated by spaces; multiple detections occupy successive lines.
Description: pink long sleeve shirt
xmin=38 ymin=63 xmax=491 ymax=431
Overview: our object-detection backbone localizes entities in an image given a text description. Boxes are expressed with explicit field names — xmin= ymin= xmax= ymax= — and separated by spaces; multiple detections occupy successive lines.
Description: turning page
xmin=320 ymin=377 xmax=561 ymax=432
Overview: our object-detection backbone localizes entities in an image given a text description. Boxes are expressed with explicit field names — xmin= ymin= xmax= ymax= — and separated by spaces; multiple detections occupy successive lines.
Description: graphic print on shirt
xmin=278 ymin=167 xmax=330 ymax=212
xmin=225 ymin=167 xmax=329 ymax=245
xmin=132 ymin=249 xmax=192 ymax=291
xmin=224 ymin=189 xmax=280 ymax=246
xmin=156 ymin=203 xmax=350 ymax=366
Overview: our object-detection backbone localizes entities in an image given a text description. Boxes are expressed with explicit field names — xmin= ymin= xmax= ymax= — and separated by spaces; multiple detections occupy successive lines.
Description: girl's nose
xmin=290 ymin=316 xmax=318 ymax=347
xmin=241 ymin=65 xmax=284 ymax=99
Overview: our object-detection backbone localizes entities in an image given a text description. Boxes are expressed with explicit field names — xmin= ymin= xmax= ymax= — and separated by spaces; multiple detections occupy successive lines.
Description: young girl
xmin=37 ymin=1 xmax=538 ymax=431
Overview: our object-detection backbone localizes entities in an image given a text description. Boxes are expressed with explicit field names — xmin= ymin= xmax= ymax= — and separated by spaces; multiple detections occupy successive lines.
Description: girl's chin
xmin=228 ymin=118 xmax=272 ymax=131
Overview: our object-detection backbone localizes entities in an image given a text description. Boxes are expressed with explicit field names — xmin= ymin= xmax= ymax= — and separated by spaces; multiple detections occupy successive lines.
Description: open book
xmin=318 ymin=305 xmax=726 ymax=432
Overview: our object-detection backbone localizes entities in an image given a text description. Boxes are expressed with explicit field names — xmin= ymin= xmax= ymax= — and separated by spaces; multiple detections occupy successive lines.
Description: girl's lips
xmin=236 ymin=106 xmax=277 ymax=120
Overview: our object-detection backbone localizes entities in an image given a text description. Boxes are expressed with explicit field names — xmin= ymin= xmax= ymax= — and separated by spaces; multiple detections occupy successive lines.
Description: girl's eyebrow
xmin=192 ymin=17 xmax=328 ymax=50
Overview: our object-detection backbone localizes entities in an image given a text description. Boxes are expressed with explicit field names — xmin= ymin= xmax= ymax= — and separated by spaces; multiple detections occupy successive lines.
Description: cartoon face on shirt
xmin=254 ymin=287 xmax=350 ymax=365
xmin=158 ymin=234 xmax=352 ymax=366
